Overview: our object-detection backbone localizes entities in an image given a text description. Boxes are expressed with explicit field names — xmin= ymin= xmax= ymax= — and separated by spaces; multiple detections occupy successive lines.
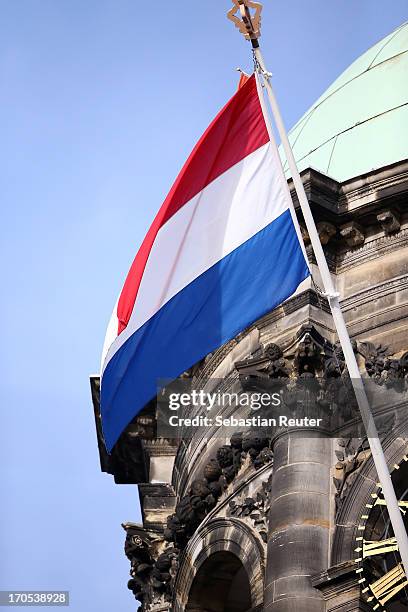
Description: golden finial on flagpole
xmin=227 ymin=0 xmax=263 ymax=47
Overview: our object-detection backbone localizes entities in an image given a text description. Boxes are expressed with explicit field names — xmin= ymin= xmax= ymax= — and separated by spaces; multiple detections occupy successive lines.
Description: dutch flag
xmin=101 ymin=73 xmax=310 ymax=451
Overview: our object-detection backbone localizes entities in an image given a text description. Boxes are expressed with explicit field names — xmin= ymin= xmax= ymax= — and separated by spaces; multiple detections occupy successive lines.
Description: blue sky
xmin=0 ymin=2 xmax=407 ymax=611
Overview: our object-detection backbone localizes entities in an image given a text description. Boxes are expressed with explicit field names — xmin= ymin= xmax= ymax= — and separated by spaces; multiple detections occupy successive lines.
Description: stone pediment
xmin=235 ymin=324 xmax=335 ymax=389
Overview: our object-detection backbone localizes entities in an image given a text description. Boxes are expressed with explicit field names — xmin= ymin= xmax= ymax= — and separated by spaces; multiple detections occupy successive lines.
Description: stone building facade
xmin=90 ymin=24 xmax=408 ymax=612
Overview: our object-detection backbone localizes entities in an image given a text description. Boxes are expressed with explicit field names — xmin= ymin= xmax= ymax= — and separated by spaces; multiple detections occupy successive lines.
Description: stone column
xmin=264 ymin=428 xmax=332 ymax=612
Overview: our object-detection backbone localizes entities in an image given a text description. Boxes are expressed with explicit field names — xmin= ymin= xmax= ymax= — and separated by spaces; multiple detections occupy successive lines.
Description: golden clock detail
xmin=355 ymin=453 xmax=408 ymax=610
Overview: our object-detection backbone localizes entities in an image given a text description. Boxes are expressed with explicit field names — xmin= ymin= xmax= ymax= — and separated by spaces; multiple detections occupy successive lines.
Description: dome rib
xmin=367 ymin=21 xmax=406 ymax=69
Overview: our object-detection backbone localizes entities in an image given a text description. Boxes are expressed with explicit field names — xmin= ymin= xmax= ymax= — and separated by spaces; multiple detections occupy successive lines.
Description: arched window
xmin=186 ymin=551 xmax=252 ymax=612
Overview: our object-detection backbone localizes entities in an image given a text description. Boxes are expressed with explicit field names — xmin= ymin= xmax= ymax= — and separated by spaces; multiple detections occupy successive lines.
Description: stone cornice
xmin=332 ymin=226 xmax=408 ymax=272
xmin=338 ymin=159 xmax=408 ymax=213
xmin=289 ymin=159 xmax=408 ymax=218
xmin=288 ymin=160 xmax=408 ymax=274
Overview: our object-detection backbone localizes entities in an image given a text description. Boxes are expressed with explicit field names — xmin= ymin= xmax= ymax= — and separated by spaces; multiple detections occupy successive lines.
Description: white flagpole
xmin=255 ymin=46 xmax=408 ymax=572
xmin=227 ymin=0 xmax=408 ymax=573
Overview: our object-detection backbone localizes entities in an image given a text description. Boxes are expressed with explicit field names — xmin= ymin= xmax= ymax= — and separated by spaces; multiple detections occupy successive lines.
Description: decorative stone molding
xmin=228 ymin=474 xmax=272 ymax=542
xmin=333 ymin=438 xmax=371 ymax=514
xmin=236 ymin=329 xmax=408 ymax=520
xmin=237 ymin=325 xmax=334 ymax=385
xmin=340 ymin=275 xmax=408 ymax=314
xmin=337 ymin=159 xmax=408 ymax=212
xmin=340 ymin=221 xmax=365 ymax=247
xmin=376 ymin=208 xmax=401 ymax=234
xmin=173 ymin=518 xmax=266 ymax=612
xmin=123 ymin=523 xmax=178 ymax=609
xmin=163 ymin=431 xmax=272 ymax=550
xmin=334 ymin=226 xmax=408 ymax=273
xmin=359 ymin=341 xmax=408 ymax=389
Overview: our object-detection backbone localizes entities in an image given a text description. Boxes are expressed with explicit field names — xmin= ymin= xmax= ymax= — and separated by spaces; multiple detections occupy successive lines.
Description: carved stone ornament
xmin=228 ymin=474 xmax=272 ymax=542
xmin=340 ymin=221 xmax=365 ymax=247
xmin=294 ymin=330 xmax=327 ymax=377
xmin=124 ymin=430 xmax=273 ymax=606
xmin=333 ymin=438 xmax=371 ymax=513
xmin=237 ymin=325 xmax=334 ymax=386
xmin=317 ymin=221 xmax=336 ymax=245
xmin=376 ymin=208 xmax=401 ymax=234
xmin=333 ymin=413 xmax=395 ymax=516
xmin=163 ymin=431 xmax=272 ymax=550
xmin=359 ymin=342 xmax=408 ymax=390
xmin=123 ymin=523 xmax=179 ymax=608
xmin=123 ymin=406 xmax=272 ymax=609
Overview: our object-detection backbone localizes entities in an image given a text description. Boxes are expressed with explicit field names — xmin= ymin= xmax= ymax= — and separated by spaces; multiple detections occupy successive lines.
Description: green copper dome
xmin=281 ymin=22 xmax=408 ymax=182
